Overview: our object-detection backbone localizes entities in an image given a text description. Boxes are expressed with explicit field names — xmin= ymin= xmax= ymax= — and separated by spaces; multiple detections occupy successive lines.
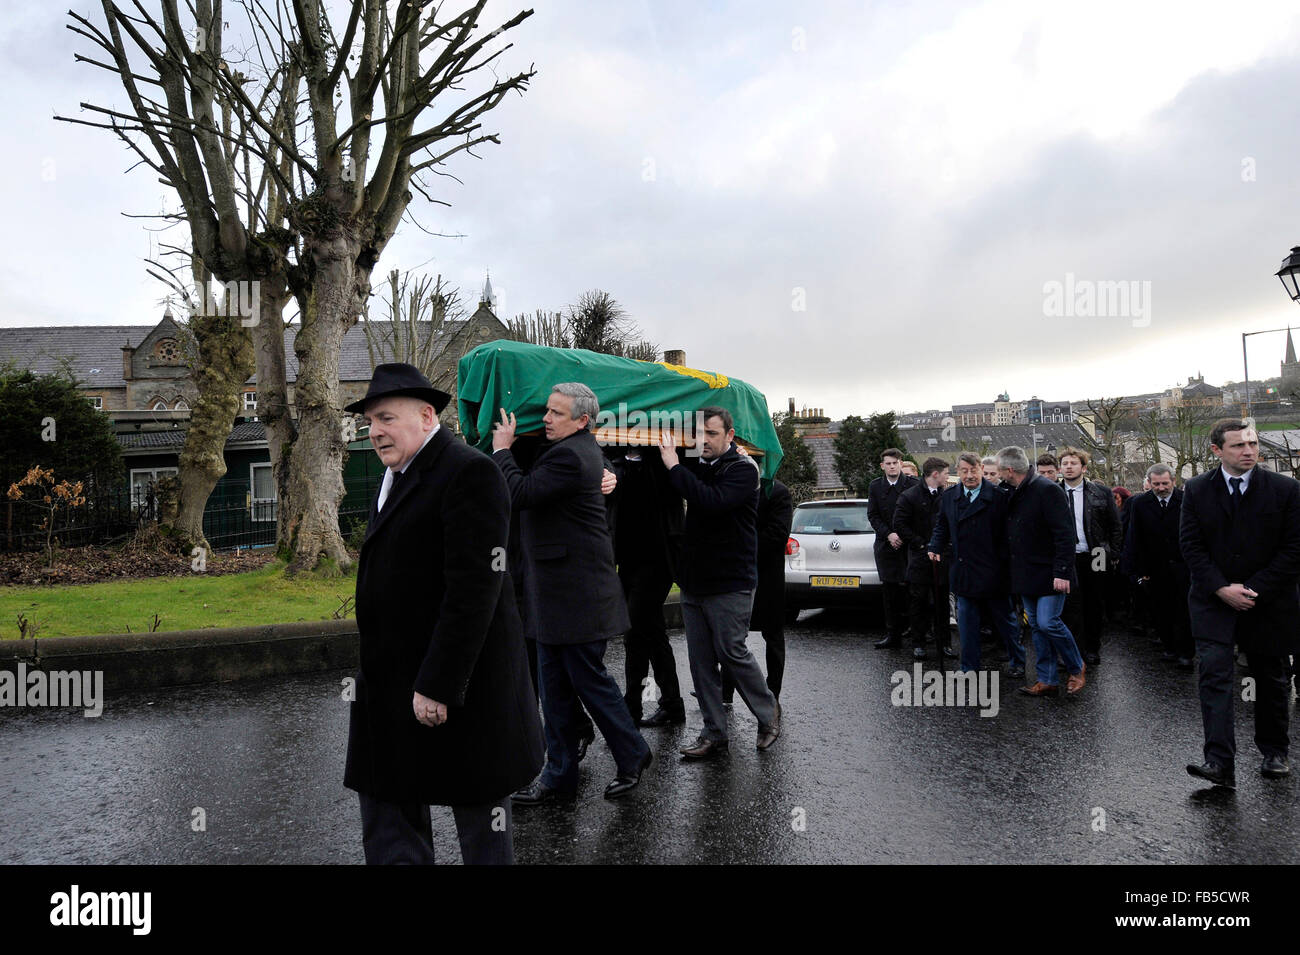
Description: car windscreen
xmin=792 ymin=504 xmax=872 ymax=534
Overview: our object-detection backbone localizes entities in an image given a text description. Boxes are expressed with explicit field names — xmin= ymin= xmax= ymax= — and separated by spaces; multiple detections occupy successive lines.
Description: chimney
xmin=121 ymin=341 xmax=134 ymax=381
xmin=663 ymin=349 xmax=685 ymax=366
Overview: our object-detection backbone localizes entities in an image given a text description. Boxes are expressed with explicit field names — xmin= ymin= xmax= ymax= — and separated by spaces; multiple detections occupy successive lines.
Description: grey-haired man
xmin=493 ymin=383 xmax=652 ymax=802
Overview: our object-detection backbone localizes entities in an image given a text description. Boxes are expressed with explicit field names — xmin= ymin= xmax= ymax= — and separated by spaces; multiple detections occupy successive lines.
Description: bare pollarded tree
xmin=59 ymin=0 xmax=534 ymax=572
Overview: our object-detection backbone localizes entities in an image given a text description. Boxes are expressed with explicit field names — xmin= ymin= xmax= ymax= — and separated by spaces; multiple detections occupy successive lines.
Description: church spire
xmin=1286 ymin=327 xmax=1297 ymax=366
xmin=480 ymin=271 xmax=495 ymax=310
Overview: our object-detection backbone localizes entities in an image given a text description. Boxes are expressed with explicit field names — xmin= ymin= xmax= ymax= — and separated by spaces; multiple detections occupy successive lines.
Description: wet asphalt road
xmin=3 ymin=610 xmax=1299 ymax=864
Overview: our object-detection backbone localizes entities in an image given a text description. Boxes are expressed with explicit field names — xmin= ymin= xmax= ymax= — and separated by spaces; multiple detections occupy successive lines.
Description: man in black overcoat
xmin=1180 ymin=420 xmax=1300 ymax=788
xmin=1122 ymin=463 xmax=1193 ymax=668
xmin=343 ymin=364 xmax=544 ymax=865
xmin=604 ymin=445 xmax=687 ymax=726
xmin=894 ymin=457 xmax=955 ymax=661
xmin=928 ymin=451 xmax=1026 ymax=675
xmin=492 ymin=383 xmax=651 ymax=803
xmin=866 ymin=448 xmax=919 ymax=648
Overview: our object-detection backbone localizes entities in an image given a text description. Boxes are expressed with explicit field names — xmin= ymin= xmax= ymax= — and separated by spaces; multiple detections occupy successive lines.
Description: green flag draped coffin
xmin=456 ymin=340 xmax=784 ymax=481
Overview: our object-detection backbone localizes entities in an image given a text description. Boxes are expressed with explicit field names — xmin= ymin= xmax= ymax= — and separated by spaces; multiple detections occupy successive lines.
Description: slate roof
xmin=117 ymin=421 xmax=267 ymax=452
xmin=0 ymin=325 xmax=153 ymax=389
xmin=804 ymin=434 xmax=844 ymax=490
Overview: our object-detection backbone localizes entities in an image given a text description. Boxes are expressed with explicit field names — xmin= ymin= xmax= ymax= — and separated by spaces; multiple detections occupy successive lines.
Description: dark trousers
xmin=882 ymin=580 xmax=909 ymax=639
xmin=908 ymin=569 xmax=951 ymax=653
xmin=722 ymin=623 xmax=785 ymax=700
xmin=537 ymin=640 xmax=649 ymax=792
xmin=1148 ymin=571 xmax=1193 ymax=658
xmin=1196 ymin=640 xmax=1289 ymax=768
xmin=359 ymin=793 xmax=513 ymax=865
xmin=619 ymin=561 xmax=683 ymax=719
xmin=527 ymin=636 xmax=594 ymax=741
xmin=1062 ymin=552 xmax=1106 ymax=656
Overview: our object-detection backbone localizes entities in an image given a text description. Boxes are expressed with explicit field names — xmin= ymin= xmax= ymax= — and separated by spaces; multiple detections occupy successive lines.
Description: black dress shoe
xmin=1261 ymin=755 xmax=1291 ymax=778
xmin=912 ymin=647 xmax=927 ymax=660
xmin=1186 ymin=762 xmax=1236 ymax=789
xmin=604 ymin=750 xmax=653 ymax=799
xmin=1160 ymin=651 xmax=1178 ymax=662
xmin=680 ymin=736 xmax=729 ymax=760
xmin=638 ymin=705 xmax=686 ymax=727
xmin=576 ymin=729 xmax=596 ymax=762
xmin=941 ymin=646 xmax=958 ymax=659
xmin=511 ymin=780 xmax=577 ymax=805
xmin=1085 ymin=653 xmax=1100 ymax=666
xmin=1176 ymin=657 xmax=1195 ymax=670
xmin=757 ymin=701 xmax=782 ymax=751
xmin=874 ymin=635 xmax=901 ymax=649
xmin=1007 ymin=665 xmax=1026 ymax=680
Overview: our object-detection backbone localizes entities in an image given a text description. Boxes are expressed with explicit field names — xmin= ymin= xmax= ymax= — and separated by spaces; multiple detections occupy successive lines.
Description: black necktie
xmin=1068 ymin=487 xmax=1078 ymax=541
xmin=1160 ymin=497 xmax=1167 ymax=510
xmin=965 ymin=489 xmax=973 ymax=503
xmin=1229 ymin=476 xmax=1242 ymax=512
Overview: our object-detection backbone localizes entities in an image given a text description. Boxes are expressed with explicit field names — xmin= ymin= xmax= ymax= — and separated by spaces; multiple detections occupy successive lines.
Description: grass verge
xmin=0 ymin=559 xmax=356 ymax=639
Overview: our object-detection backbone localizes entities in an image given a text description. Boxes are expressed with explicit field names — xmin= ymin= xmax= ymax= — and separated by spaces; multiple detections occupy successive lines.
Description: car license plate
xmin=810 ymin=576 xmax=860 ymax=588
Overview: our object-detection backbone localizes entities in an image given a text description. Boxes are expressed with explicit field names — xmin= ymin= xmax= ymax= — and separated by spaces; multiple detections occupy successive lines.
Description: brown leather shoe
xmin=680 ymin=736 xmax=729 ymax=760
xmin=1017 ymin=681 xmax=1058 ymax=696
xmin=1066 ymin=662 xmax=1087 ymax=695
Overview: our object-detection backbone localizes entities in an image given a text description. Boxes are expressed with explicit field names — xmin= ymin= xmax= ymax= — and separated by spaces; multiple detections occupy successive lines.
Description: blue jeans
xmin=955 ymin=594 xmax=1025 ymax=672
xmin=1021 ymin=593 xmax=1082 ymax=685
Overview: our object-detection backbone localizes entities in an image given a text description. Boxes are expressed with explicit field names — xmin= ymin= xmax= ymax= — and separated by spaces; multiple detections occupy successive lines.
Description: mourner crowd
xmin=339 ymin=363 xmax=1300 ymax=864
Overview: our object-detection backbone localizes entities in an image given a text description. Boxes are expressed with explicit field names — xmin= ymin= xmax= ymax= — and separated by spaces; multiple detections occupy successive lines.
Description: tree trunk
xmin=167 ymin=310 xmax=255 ymax=555
xmin=248 ymin=263 xmax=297 ymax=560
xmin=282 ymin=230 xmax=363 ymax=574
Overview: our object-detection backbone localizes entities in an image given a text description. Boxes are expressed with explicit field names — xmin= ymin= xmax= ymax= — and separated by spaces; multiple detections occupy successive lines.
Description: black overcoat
xmin=866 ymin=474 xmax=918 ymax=583
xmin=752 ymin=478 xmax=794 ymax=629
xmin=1179 ymin=465 xmax=1300 ymax=655
xmin=493 ymin=430 xmax=631 ymax=644
xmin=1123 ymin=488 xmax=1186 ymax=582
xmin=344 ymin=428 xmax=545 ymax=806
xmin=894 ymin=481 xmax=945 ymax=585
xmin=1005 ymin=472 xmax=1077 ymax=596
xmin=927 ymin=480 xmax=1010 ymax=597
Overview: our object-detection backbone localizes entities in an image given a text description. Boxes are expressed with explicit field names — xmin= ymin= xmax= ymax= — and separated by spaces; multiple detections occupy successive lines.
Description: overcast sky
xmin=5 ymin=0 xmax=1300 ymax=420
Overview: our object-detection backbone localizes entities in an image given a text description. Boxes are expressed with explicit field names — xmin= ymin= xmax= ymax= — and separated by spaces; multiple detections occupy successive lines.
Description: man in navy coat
xmin=1180 ymin=419 xmax=1300 ymax=788
xmin=344 ymin=364 xmax=544 ymax=865
xmin=928 ymin=452 xmax=1026 ymax=675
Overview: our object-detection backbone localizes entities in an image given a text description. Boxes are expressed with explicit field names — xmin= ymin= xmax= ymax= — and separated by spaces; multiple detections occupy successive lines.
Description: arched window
xmin=174 ymin=399 xmax=189 ymax=411
xmin=151 ymin=397 xmax=168 ymax=412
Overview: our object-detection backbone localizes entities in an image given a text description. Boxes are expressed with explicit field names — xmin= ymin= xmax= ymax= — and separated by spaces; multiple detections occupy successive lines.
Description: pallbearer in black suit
xmin=492 ymin=383 xmax=652 ymax=803
xmin=867 ymin=449 xmax=919 ymax=648
xmin=1180 ymin=419 xmax=1300 ymax=788
xmin=723 ymin=477 xmax=794 ymax=702
xmin=894 ymin=457 xmax=956 ymax=662
xmin=1058 ymin=448 xmax=1122 ymax=666
xmin=604 ymin=445 xmax=687 ymax=727
xmin=343 ymin=364 xmax=544 ymax=865
xmin=1122 ymin=464 xmax=1193 ymax=669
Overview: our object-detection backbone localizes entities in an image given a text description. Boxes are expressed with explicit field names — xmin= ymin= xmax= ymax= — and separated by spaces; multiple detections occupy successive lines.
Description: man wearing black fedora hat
xmin=342 ymin=363 xmax=544 ymax=864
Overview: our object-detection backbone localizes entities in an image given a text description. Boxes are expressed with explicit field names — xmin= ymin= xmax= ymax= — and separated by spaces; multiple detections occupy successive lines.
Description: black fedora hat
xmin=345 ymin=363 xmax=452 ymax=414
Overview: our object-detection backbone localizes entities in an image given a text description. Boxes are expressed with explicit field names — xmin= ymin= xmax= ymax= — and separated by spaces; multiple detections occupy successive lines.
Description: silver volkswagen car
xmin=783 ymin=498 xmax=881 ymax=622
